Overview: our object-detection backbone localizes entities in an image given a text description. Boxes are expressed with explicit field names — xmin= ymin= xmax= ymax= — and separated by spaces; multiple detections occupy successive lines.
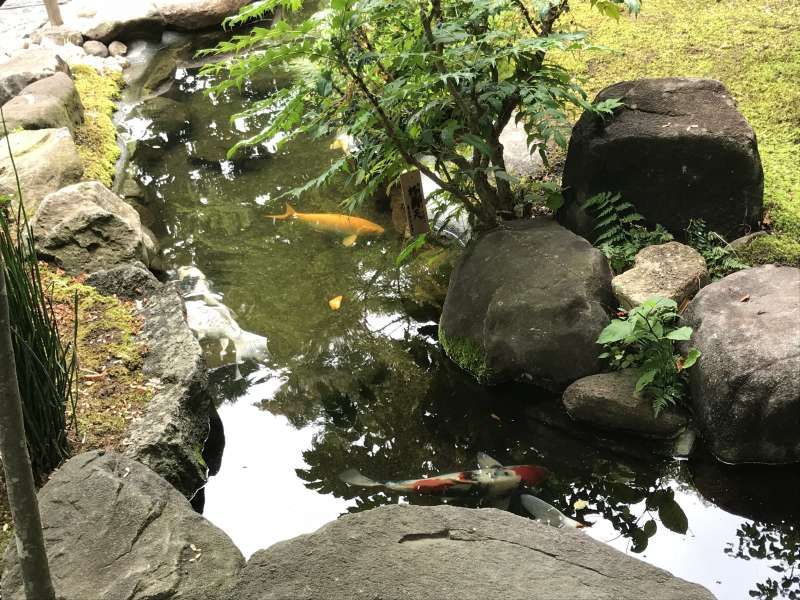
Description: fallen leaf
xmin=740 ymin=294 xmax=750 ymax=302
xmin=573 ymin=499 xmax=589 ymax=510
xmin=329 ymin=295 xmax=343 ymax=310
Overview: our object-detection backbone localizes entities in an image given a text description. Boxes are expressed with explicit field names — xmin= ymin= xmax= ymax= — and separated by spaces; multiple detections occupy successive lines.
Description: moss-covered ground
xmin=558 ymin=0 xmax=800 ymax=265
xmin=0 ymin=266 xmax=152 ymax=559
xmin=72 ymin=65 xmax=124 ymax=188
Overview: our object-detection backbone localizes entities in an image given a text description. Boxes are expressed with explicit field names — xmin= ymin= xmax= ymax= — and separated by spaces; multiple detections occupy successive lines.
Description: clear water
xmin=125 ymin=58 xmax=800 ymax=600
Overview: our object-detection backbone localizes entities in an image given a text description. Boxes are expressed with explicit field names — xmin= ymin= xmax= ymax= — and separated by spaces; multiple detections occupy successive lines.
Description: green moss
xmin=438 ymin=327 xmax=493 ymax=382
xmin=41 ymin=267 xmax=151 ymax=449
xmin=554 ymin=0 xmax=800 ymax=265
xmin=738 ymin=234 xmax=800 ymax=267
xmin=72 ymin=65 xmax=124 ymax=188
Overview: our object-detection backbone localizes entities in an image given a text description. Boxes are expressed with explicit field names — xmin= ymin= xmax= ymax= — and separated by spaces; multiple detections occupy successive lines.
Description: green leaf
xmin=461 ymin=133 xmax=494 ymax=158
xmin=666 ymin=326 xmax=693 ymax=341
xmin=635 ymin=369 xmax=658 ymax=392
xmin=658 ymin=496 xmax=689 ymax=534
xmin=682 ymin=348 xmax=701 ymax=369
xmin=395 ymin=233 xmax=427 ymax=266
xmin=643 ymin=519 xmax=658 ymax=538
xmin=597 ymin=319 xmax=635 ymax=344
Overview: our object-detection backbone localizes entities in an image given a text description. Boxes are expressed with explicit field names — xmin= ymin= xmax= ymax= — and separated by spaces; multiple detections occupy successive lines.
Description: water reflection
xmin=126 ymin=51 xmax=800 ymax=599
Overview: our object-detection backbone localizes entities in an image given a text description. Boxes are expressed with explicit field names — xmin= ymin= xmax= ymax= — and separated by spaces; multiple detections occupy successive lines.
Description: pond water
xmin=123 ymin=50 xmax=800 ymax=600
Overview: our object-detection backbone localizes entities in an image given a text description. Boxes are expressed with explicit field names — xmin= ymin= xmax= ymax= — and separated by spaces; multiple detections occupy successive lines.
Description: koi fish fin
xmin=520 ymin=494 xmax=585 ymax=529
xmin=342 ymin=234 xmax=358 ymax=247
xmin=476 ymin=452 xmax=503 ymax=470
xmin=339 ymin=468 xmax=383 ymax=488
xmin=265 ymin=203 xmax=296 ymax=220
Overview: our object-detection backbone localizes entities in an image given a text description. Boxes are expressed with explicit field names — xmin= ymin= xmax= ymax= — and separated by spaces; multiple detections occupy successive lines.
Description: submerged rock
xmin=132 ymin=96 xmax=192 ymax=162
xmin=1 ymin=72 xmax=85 ymax=134
xmin=561 ymin=78 xmax=763 ymax=240
xmin=439 ymin=219 xmax=613 ymax=390
xmin=682 ymin=265 xmax=800 ymax=463
xmin=0 ymin=451 xmax=244 ymax=600
xmin=31 ymin=181 xmax=158 ymax=274
xmin=229 ymin=504 xmax=713 ymax=600
xmin=0 ymin=128 xmax=84 ymax=214
xmin=612 ymin=242 xmax=708 ymax=309
xmin=124 ymin=283 xmax=214 ymax=498
xmin=563 ymin=370 xmax=689 ymax=439
xmin=0 ymin=48 xmax=70 ymax=105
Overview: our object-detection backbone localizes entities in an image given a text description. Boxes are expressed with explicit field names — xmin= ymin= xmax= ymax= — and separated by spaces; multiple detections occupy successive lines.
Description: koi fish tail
xmin=265 ymin=203 xmax=296 ymax=220
xmin=339 ymin=468 xmax=383 ymax=488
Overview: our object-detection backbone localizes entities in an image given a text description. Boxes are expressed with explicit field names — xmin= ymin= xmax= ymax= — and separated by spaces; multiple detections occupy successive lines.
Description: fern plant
xmin=597 ymin=297 xmax=701 ymax=417
xmin=685 ymin=219 xmax=749 ymax=280
xmin=581 ymin=192 xmax=673 ymax=273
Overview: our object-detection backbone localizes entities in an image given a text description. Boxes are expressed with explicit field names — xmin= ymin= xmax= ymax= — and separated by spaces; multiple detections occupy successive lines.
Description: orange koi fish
xmin=339 ymin=453 xmax=548 ymax=498
xmin=265 ymin=203 xmax=385 ymax=246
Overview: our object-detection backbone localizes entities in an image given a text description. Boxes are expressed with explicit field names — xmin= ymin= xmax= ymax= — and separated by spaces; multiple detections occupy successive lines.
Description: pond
xmin=122 ymin=46 xmax=800 ymax=600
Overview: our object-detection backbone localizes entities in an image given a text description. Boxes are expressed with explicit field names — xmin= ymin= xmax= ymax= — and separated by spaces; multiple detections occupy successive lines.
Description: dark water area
xmin=123 ymin=50 xmax=800 ymax=599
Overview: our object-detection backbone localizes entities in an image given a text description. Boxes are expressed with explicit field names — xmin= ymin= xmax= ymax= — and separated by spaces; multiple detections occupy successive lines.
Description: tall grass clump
xmin=1 ymin=108 xmax=77 ymax=479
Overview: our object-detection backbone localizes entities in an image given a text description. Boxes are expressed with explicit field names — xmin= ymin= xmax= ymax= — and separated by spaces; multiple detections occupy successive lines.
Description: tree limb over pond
xmin=199 ymin=0 xmax=638 ymax=229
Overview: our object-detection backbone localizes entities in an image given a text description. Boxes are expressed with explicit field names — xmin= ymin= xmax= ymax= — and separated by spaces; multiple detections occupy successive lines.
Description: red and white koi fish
xmin=339 ymin=453 xmax=548 ymax=498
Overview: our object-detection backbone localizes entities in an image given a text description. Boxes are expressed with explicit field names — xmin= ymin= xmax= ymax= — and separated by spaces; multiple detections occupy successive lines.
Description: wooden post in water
xmin=43 ymin=0 xmax=64 ymax=26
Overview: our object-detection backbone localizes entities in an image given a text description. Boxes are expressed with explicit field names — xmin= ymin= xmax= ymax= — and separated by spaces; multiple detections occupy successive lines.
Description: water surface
xmin=125 ymin=59 xmax=800 ymax=600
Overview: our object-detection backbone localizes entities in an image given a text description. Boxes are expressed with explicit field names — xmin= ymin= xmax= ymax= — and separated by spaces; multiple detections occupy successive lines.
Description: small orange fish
xmin=265 ymin=203 xmax=384 ymax=246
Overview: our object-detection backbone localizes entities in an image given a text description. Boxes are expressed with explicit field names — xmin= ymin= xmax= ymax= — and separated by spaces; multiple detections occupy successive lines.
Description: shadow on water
xmin=124 ymin=47 xmax=800 ymax=598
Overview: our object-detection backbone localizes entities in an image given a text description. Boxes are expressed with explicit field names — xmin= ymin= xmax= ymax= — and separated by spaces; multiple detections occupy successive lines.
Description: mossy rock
xmin=438 ymin=328 xmax=493 ymax=383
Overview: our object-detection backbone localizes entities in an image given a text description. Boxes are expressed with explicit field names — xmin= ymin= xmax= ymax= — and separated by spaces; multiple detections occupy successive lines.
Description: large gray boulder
xmin=563 ymin=370 xmax=689 ymax=438
xmin=124 ymin=283 xmax=213 ymax=498
xmin=230 ymin=504 xmax=713 ymax=600
xmin=0 ymin=128 xmax=84 ymax=214
xmin=561 ymin=78 xmax=763 ymax=240
xmin=0 ymin=72 xmax=85 ymax=134
xmin=439 ymin=219 xmax=614 ymax=390
xmin=1 ymin=451 xmax=244 ymax=600
xmin=0 ymin=49 xmax=70 ymax=105
xmin=612 ymin=242 xmax=708 ymax=309
xmin=86 ymin=261 xmax=162 ymax=299
xmin=61 ymin=1 xmax=166 ymax=43
xmin=683 ymin=265 xmax=800 ymax=463
xmin=155 ymin=0 xmax=255 ymax=30
xmin=31 ymin=181 xmax=158 ymax=274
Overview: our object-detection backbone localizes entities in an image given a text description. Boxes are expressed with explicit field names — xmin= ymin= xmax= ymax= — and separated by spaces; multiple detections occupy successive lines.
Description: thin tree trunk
xmin=43 ymin=0 xmax=63 ymax=26
xmin=0 ymin=261 xmax=56 ymax=600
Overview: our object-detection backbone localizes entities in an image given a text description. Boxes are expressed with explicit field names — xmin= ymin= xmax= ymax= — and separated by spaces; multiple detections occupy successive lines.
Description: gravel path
xmin=0 ymin=0 xmax=71 ymax=60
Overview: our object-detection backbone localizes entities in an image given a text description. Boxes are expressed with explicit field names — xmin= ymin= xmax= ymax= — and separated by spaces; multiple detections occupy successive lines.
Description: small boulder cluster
xmin=440 ymin=77 xmax=800 ymax=466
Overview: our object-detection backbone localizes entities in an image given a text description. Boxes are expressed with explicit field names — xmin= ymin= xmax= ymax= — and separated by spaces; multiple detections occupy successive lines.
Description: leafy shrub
xmin=1 ymin=112 xmax=77 ymax=479
xmin=597 ymin=297 xmax=700 ymax=417
xmin=581 ymin=192 xmax=673 ymax=273
xmin=684 ymin=218 xmax=749 ymax=280
xmin=201 ymin=0 xmax=640 ymax=229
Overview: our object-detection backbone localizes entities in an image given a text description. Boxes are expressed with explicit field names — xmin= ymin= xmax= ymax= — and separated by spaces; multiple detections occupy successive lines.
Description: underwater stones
xmin=682 ymin=265 xmax=800 ymax=464
xmin=439 ymin=219 xmax=614 ymax=390
xmin=0 ymin=128 xmax=83 ymax=214
xmin=82 ymin=39 xmax=109 ymax=57
xmin=132 ymin=96 xmax=191 ymax=162
xmin=561 ymin=78 xmax=763 ymax=241
xmin=563 ymin=370 xmax=689 ymax=438
xmin=0 ymin=451 xmax=244 ymax=600
xmin=123 ymin=283 xmax=213 ymax=498
xmin=612 ymin=242 xmax=708 ymax=310
xmin=229 ymin=504 xmax=714 ymax=600
xmin=30 ymin=181 xmax=158 ymax=274
xmin=0 ymin=72 xmax=85 ymax=134
xmin=0 ymin=48 xmax=70 ymax=105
